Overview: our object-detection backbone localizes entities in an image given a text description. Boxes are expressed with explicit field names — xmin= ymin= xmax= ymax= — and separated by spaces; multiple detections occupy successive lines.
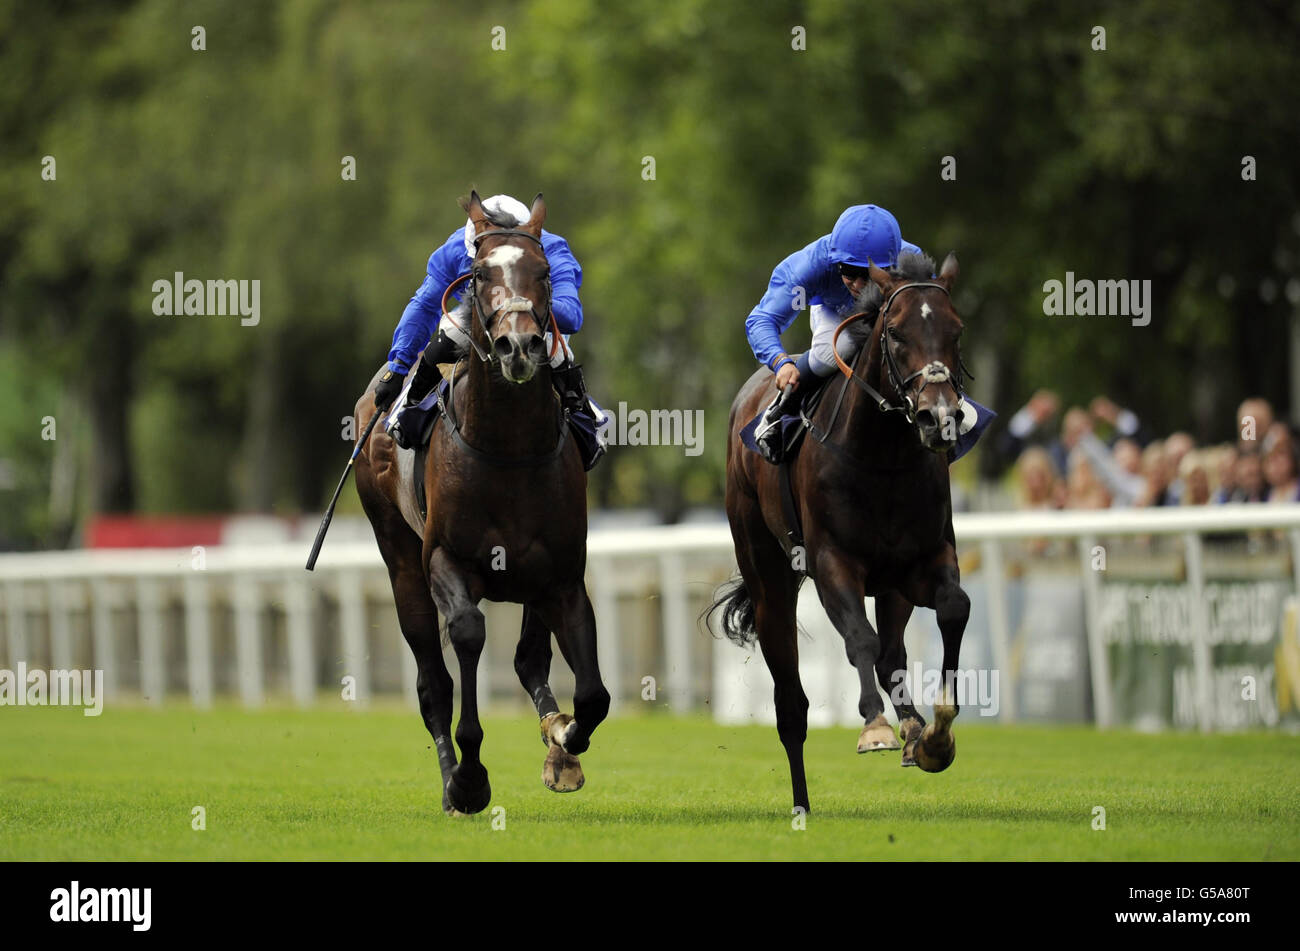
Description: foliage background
xmin=1 ymin=0 xmax=1297 ymax=547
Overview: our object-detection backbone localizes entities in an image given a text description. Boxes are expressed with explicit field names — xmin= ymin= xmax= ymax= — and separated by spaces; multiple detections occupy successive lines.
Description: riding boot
xmin=390 ymin=330 xmax=458 ymax=450
xmin=754 ymin=384 xmax=804 ymax=464
xmin=552 ymin=362 xmax=609 ymax=470
xmin=551 ymin=362 xmax=595 ymax=420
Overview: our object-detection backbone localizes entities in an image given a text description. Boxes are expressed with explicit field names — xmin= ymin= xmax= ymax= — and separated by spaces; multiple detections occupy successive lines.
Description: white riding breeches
xmin=808 ymin=303 xmax=872 ymax=377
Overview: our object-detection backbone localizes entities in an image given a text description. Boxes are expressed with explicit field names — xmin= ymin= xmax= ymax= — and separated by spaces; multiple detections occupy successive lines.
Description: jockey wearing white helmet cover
xmin=379 ymin=194 xmax=597 ymax=450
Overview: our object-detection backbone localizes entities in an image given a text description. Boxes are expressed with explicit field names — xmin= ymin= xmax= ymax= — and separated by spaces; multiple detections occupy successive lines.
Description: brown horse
xmin=712 ymin=251 xmax=971 ymax=813
xmin=354 ymin=192 xmax=609 ymax=816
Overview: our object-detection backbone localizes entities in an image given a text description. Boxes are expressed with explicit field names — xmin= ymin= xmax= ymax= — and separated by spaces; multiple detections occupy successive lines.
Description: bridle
xmin=432 ymin=226 xmax=569 ymax=468
xmin=442 ymin=228 xmax=562 ymax=365
xmin=831 ymin=280 xmax=973 ymax=425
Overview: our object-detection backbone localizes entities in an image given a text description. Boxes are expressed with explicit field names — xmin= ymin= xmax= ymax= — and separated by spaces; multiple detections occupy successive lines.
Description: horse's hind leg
xmin=730 ymin=494 xmax=808 ymax=812
xmin=535 ymin=583 xmax=610 ymax=759
xmin=356 ymin=466 xmax=459 ymax=814
xmin=516 ymin=606 xmax=584 ymax=793
xmin=812 ymin=551 xmax=897 ymax=755
xmin=874 ymin=589 xmax=926 ymax=767
xmin=428 ymin=549 xmax=492 ymax=814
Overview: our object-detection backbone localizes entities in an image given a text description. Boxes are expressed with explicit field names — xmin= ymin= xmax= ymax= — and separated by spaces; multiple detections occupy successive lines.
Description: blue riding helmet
xmin=829 ymin=204 xmax=902 ymax=269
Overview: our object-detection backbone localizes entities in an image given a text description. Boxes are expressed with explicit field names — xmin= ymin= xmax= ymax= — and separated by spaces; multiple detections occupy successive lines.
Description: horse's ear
xmin=867 ymin=260 xmax=893 ymax=292
xmin=460 ymin=190 xmax=490 ymax=235
xmin=524 ymin=192 xmax=546 ymax=235
xmin=937 ymin=252 xmax=959 ymax=290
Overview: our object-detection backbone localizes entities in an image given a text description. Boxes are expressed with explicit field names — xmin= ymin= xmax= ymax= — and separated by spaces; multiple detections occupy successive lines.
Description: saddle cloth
xmin=386 ymin=373 xmax=607 ymax=471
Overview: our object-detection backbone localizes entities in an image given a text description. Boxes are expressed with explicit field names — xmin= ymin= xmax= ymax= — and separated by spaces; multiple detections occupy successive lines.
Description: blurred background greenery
xmin=1 ymin=0 xmax=1297 ymax=548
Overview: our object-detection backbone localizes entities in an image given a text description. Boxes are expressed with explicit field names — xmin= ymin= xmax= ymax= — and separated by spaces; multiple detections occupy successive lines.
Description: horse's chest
xmin=815 ymin=483 xmax=947 ymax=568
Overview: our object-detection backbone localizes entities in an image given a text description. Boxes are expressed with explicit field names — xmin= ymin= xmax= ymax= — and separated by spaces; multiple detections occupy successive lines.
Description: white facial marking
xmin=482 ymin=245 xmax=525 ymax=297
xmin=921 ymin=302 xmax=933 ymax=320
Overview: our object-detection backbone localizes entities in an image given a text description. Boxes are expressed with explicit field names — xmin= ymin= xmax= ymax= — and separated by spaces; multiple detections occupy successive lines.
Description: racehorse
xmin=711 ymin=252 xmax=971 ymax=813
xmin=354 ymin=192 xmax=609 ymax=816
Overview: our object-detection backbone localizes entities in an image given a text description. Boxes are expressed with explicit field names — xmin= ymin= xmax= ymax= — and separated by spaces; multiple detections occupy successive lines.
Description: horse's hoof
xmin=542 ymin=742 xmax=585 ymax=793
xmin=445 ymin=767 xmax=492 ymax=815
xmin=914 ymin=706 xmax=956 ymax=773
xmin=857 ymin=715 xmax=900 ymax=753
xmin=899 ymin=716 xmax=924 ymax=766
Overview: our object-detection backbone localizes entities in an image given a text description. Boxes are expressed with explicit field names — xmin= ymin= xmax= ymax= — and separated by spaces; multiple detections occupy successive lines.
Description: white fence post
xmin=1183 ymin=532 xmax=1213 ymax=734
xmin=589 ymin=556 xmax=621 ymax=714
xmin=47 ymin=579 xmax=73 ymax=672
xmin=184 ymin=574 xmax=212 ymax=709
xmin=137 ymin=577 xmax=165 ymax=705
xmin=4 ymin=581 xmax=27 ymax=669
xmin=90 ymin=578 xmax=117 ymax=701
xmin=659 ymin=551 xmax=691 ymax=712
xmin=980 ymin=539 xmax=1015 ymax=722
xmin=233 ymin=573 xmax=264 ymax=708
xmin=285 ymin=575 xmax=315 ymax=708
xmin=337 ymin=570 xmax=369 ymax=708
xmin=1078 ymin=533 xmax=1112 ymax=729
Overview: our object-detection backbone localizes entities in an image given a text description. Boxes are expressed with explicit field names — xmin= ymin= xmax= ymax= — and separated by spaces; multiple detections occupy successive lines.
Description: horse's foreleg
xmin=813 ymin=552 xmax=896 ymax=754
xmin=536 ymin=584 xmax=609 ymax=759
xmin=517 ymin=604 xmax=584 ymax=792
xmin=516 ymin=606 xmax=560 ymax=719
xmin=428 ymin=550 xmax=492 ymax=814
xmin=874 ymin=589 xmax=925 ymax=766
xmin=911 ymin=548 xmax=969 ymax=773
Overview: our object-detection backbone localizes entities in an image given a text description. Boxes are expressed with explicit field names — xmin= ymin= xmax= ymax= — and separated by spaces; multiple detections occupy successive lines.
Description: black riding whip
xmin=305 ymin=409 xmax=384 ymax=570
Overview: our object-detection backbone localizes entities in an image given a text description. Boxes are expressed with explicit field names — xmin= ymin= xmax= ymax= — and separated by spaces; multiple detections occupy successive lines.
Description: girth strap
xmin=778 ymin=459 xmax=805 ymax=562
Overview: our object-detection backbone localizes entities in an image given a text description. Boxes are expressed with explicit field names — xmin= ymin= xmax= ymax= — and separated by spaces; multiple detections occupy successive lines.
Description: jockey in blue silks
xmin=746 ymin=204 xmax=925 ymax=463
xmin=378 ymin=194 xmax=597 ymax=450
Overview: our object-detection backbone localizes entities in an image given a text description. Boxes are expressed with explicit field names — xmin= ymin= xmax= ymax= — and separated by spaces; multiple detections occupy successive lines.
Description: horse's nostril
xmin=525 ymin=334 xmax=547 ymax=363
xmin=493 ymin=336 xmax=513 ymax=360
xmin=915 ymin=409 xmax=937 ymax=430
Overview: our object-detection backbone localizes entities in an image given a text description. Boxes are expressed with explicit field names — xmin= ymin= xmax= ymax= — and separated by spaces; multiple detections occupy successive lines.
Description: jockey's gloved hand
xmin=374 ymin=369 xmax=406 ymax=411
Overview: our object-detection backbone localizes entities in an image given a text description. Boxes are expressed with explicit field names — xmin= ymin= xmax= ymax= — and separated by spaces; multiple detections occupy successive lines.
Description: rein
xmin=829 ymin=281 xmax=971 ymax=425
xmin=431 ymin=227 xmax=568 ymax=469
xmin=448 ymin=228 xmax=563 ymax=365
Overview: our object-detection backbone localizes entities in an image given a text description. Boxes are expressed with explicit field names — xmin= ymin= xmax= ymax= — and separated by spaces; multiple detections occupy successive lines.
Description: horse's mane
xmin=852 ymin=250 xmax=937 ymax=316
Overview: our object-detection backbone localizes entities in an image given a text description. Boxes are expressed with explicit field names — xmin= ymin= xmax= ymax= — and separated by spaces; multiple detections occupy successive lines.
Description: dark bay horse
xmin=712 ymin=252 xmax=971 ymax=813
xmin=354 ymin=192 xmax=609 ymax=816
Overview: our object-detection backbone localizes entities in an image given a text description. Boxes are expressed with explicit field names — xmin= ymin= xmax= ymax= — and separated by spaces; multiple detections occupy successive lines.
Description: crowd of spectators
xmin=998 ymin=392 xmax=1299 ymax=511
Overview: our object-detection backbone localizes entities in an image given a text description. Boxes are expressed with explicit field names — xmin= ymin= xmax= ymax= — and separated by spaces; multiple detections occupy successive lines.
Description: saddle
xmin=395 ymin=363 xmax=607 ymax=524
xmin=738 ymin=377 xmax=833 ymax=462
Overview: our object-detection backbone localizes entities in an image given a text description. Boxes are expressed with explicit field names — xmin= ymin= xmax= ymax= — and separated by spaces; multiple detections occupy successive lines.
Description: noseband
xmin=446 ymin=228 xmax=559 ymax=365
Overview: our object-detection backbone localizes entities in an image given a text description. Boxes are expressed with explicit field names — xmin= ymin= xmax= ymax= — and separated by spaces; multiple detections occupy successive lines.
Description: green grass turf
xmin=1 ymin=704 xmax=1296 ymax=860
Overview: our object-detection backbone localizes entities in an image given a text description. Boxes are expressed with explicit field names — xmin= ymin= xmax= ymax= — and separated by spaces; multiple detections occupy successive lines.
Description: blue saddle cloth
xmin=387 ymin=376 xmax=606 ymax=471
xmin=741 ymin=396 xmax=996 ymax=464
xmin=384 ymin=377 xmax=448 ymax=447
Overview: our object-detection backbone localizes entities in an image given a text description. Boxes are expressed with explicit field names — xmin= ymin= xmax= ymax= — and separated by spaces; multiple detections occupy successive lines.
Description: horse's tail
xmin=702 ymin=575 xmax=758 ymax=648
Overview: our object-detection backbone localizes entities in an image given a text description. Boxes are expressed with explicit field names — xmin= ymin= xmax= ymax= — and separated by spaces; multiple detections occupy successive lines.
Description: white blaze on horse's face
xmin=479 ymin=241 xmax=549 ymax=381
xmin=483 ymin=245 xmax=525 ymax=299
xmin=920 ymin=302 xmax=933 ymax=320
